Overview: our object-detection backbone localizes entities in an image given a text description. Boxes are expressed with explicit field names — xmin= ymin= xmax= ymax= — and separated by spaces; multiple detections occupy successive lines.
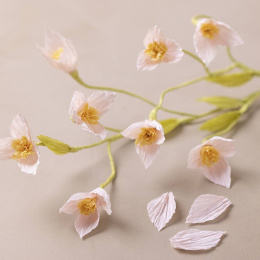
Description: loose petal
xmin=147 ymin=192 xmax=176 ymax=231
xmin=136 ymin=143 xmax=159 ymax=169
xmin=207 ymin=137 xmax=236 ymax=158
xmin=0 ymin=137 xmax=14 ymax=159
xmin=91 ymin=187 xmax=112 ymax=215
xmin=169 ymin=229 xmax=226 ymax=250
xmin=186 ymin=194 xmax=232 ymax=224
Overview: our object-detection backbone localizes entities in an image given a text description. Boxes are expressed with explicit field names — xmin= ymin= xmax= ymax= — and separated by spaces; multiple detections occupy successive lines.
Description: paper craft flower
xmin=69 ymin=91 xmax=116 ymax=140
xmin=0 ymin=114 xmax=40 ymax=174
xmin=137 ymin=26 xmax=184 ymax=71
xmin=169 ymin=229 xmax=226 ymax=251
xmin=147 ymin=192 xmax=176 ymax=231
xmin=193 ymin=18 xmax=243 ymax=66
xmin=187 ymin=136 xmax=236 ymax=188
xmin=59 ymin=187 xmax=112 ymax=238
xmin=37 ymin=30 xmax=78 ymax=73
xmin=121 ymin=120 xmax=165 ymax=169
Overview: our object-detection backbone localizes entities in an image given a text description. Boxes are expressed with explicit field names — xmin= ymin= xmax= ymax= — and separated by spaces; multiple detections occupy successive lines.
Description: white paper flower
xmin=169 ymin=229 xmax=226 ymax=250
xmin=0 ymin=114 xmax=40 ymax=174
xmin=69 ymin=91 xmax=116 ymax=140
xmin=121 ymin=120 xmax=165 ymax=169
xmin=147 ymin=192 xmax=176 ymax=231
xmin=37 ymin=30 xmax=78 ymax=73
xmin=59 ymin=187 xmax=112 ymax=239
xmin=137 ymin=26 xmax=184 ymax=71
xmin=187 ymin=136 xmax=235 ymax=188
xmin=193 ymin=18 xmax=243 ymax=66
xmin=186 ymin=194 xmax=232 ymax=224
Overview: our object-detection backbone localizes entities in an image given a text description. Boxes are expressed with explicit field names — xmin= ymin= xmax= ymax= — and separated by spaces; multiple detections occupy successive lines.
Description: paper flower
xmin=137 ymin=26 xmax=184 ymax=71
xmin=37 ymin=30 xmax=78 ymax=73
xmin=59 ymin=187 xmax=112 ymax=239
xmin=69 ymin=91 xmax=116 ymax=140
xmin=147 ymin=192 xmax=176 ymax=231
xmin=0 ymin=114 xmax=40 ymax=174
xmin=121 ymin=120 xmax=165 ymax=168
xmin=186 ymin=194 xmax=232 ymax=224
xmin=187 ymin=136 xmax=236 ymax=188
xmin=169 ymin=229 xmax=226 ymax=250
xmin=193 ymin=18 xmax=243 ymax=66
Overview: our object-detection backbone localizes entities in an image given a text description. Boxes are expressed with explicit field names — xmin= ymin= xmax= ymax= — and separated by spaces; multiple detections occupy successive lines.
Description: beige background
xmin=0 ymin=0 xmax=260 ymax=259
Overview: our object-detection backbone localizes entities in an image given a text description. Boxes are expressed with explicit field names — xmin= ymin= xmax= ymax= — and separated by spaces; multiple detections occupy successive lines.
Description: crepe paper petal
xmin=136 ymin=143 xmax=159 ymax=169
xmin=186 ymin=194 xmax=232 ymax=224
xmin=147 ymin=192 xmax=176 ymax=231
xmin=169 ymin=229 xmax=226 ymax=250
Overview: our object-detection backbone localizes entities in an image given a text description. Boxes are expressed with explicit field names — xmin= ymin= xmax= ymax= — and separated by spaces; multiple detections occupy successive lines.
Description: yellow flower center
xmin=78 ymin=197 xmax=97 ymax=215
xmin=145 ymin=41 xmax=168 ymax=61
xmin=200 ymin=145 xmax=219 ymax=167
xmin=200 ymin=23 xmax=219 ymax=39
xmin=135 ymin=127 xmax=157 ymax=146
xmin=51 ymin=47 xmax=64 ymax=60
xmin=77 ymin=103 xmax=100 ymax=124
xmin=11 ymin=136 xmax=33 ymax=160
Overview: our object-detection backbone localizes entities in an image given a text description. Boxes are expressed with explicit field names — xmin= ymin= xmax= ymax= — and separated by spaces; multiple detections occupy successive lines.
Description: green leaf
xmin=200 ymin=111 xmax=241 ymax=132
xmin=159 ymin=118 xmax=180 ymax=135
xmin=206 ymin=72 xmax=253 ymax=87
xmin=198 ymin=96 xmax=244 ymax=109
xmin=37 ymin=135 xmax=71 ymax=155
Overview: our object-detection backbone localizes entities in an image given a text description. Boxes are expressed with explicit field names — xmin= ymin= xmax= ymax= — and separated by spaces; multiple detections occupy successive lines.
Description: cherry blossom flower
xmin=137 ymin=26 xmax=184 ymax=71
xmin=37 ymin=30 xmax=78 ymax=73
xmin=0 ymin=114 xmax=40 ymax=174
xmin=69 ymin=91 xmax=116 ymax=140
xmin=187 ymin=136 xmax=236 ymax=188
xmin=147 ymin=192 xmax=176 ymax=231
xmin=59 ymin=187 xmax=112 ymax=238
xmin=193 ymin=18 xmax=243 ymax=66
xmin=121 ymin=120 xmax=165 ymax=169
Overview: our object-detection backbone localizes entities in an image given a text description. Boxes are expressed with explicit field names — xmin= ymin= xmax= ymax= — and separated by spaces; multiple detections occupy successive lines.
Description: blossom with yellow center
xmin=51 ymin=47 xmax=64 ymax=60
xmin=121 ymin=120 xmax=165 ymax=169
xmin=60 ymin=188 xmax=112 ymax=239
xmin=188 ymin=136 xmax=236 ymax=188
xmin=11 ymin=136 xmax=33 ymax=160
xmin=69 ymin=91 xmax=116 ymax=140
xmin=200 ymin=23 xmax=219 ymax=39
xmin=145 ymin=42 xmax=168 ymax=61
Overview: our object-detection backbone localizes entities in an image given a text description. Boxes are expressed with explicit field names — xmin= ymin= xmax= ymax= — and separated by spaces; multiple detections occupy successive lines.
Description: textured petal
xmin=163 ymin=39 xmax=184 ymax=63
xmin=144 ymin=120 xmax=165 ymax=145
xmin=136 ymin=143 xmax=159 ymax=169
xmin=121 ymin=121 xmax=148 ymax=139
xmin=202 ymin=157 xmax=231 ymax=188
xmin=84 ymin=122 xmax=106 ymax=140
xmin=206 ymin=136 xmax=236 ymax=158
xmin=147 ymin=192 xmax=176 ymax=231
xmin=69 ymin=91 xmax=85 ymax=122
xmin=143 ymin=26 xmax=166 ymax=47
xmin=10 ymin=114 xmax=32 ymax=140
xmin=87 ymin=91 xmax=116 ymax=116
xmin=91 ymin=187 xmax=112 ymax=215
xmin=215 ymin=22 xmax=243 ymax=46
xmin=74 ymin=210 xmax=100 ymax=238
xmin=187 ymin=143 xmax=203 ymax=169
xmin=186 ymin=194 xmax=232 ymax=224
xmin=169 ymin=229 xmax=226 ymax=250
xmin=0 ymin=137 xmax=14 ymax=159
xmin=136 ymin=51 xmax=159 ymax=71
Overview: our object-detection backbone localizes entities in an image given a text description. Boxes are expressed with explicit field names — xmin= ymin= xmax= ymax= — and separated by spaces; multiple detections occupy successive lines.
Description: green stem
xmin=104 ymin=126 xmax=122 ymax=132
xmin=100 ymin=142 xmax=116 ymax=189
xmin=226 ymin=47 xmax=250 ymax=71
xmin=191 ymin=15 xmax=211 ymax=25
xmin=212 ymin=63 xmax=238 ymax=76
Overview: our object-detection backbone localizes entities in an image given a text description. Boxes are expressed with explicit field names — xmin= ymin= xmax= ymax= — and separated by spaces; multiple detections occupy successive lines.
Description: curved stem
xmin=105 ymin=126 xmax=122 ymax=132
xmin=100 ymin=142 xmax=116 ymax=189
xmin=226 ymin=47 xmax=250 ymax=71
xmin=191 ymin=15 xmax=211 ymax=25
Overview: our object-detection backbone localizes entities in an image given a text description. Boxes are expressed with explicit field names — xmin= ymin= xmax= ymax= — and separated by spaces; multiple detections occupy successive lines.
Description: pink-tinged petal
xmin=136 ymin=143 xmax=159 ymax=169
xmin=10 ymin=114 xmax=32 ymax=140
xmin=163 ymin=39 xmax=184 ymax=63
xmin=147 ymin=192 xmax=176 ymax=231
xmin=17 ymin=145 xmax=40 ymax=175
xmin=202 ymin=157 xmax=231 ymax=188
xmin=187 ymin=144 xmax=203 ymax=169
xmin=87 ymin=91 xmax=116 ymax=117
xmin=91 ymin=187 xmax=112 ymax=215
xmin=169 ymin=229 xmax=226 ymax=250
xmin=44 ymin=30 xmax=66 ymax=50
xmin=121 ymin=121 xmax=148 ymax=139
xmin=83 ymin=122 xmax=106 ymax=140
xmin=74 ymin=210 xmax=100 ymax=238
xmin=215 ymin=22 xmax=243 ymax=46
xmin=206 ymin=136 xmax=236 ymax=158
xmin=137 ymin=51 xmax=158 ymax=71
xmin=145 ymin=120 xmax=165 ymax=145
xmin=143 ymin=26 xmax=166 ymax=47
xmin=69 ymin=91 xmax=85 ymax=122
xmin=59 ymin=192 xmax=90 ymax=215
xmin=186 ymin=194 xmax=232 ymax=224
xmin=0 ymin=137 xmax=14 ymax=159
